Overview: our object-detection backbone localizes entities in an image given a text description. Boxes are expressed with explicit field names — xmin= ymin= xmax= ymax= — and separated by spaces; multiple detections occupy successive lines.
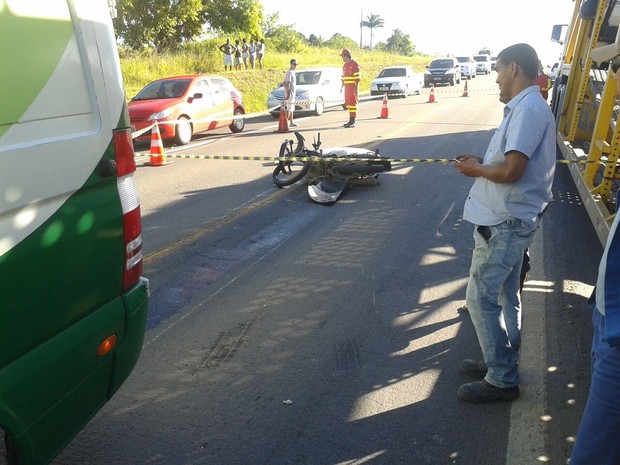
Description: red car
xmin=128 ymin=74 xmax=245 ymax=145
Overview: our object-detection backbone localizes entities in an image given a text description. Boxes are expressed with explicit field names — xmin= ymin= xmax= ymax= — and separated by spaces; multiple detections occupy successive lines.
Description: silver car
xmin=370 ymin=66 xmax=423 ymax=98
xmin=267 ymin=67 xmax=345 ymax=117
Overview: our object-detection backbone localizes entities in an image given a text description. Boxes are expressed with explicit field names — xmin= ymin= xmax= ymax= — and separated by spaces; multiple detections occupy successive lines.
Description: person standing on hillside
xmin=257 ymin=39 xmax=265 ymax=70
xmin=241 ymin=38 xmax=249 ymax=70
xmin=340 ymin=48 xmax=360 ymax=128
xmin=219 ymin=38 xmax=235 ymax=72
xmin=233 ymin=39 xmax=243 ymax=71
xmin=249 ymin=39 xmax=257 ymax=70
xmin=284 ymin=58 xmax=298 ymax=127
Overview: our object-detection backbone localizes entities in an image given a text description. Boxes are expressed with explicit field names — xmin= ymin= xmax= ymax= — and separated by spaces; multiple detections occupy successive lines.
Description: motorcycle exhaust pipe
xmin=334 ymin=162 xmax=391 ymax=175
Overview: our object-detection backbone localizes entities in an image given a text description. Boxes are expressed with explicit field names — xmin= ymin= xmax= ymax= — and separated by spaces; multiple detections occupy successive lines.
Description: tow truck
xmin=551 ymin=0 xmax=620 ymax=245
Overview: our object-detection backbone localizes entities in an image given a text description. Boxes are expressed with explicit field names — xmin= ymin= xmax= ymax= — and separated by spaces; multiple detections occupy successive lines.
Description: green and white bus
xmin=0 ymin=1 xmax=149 ymax=463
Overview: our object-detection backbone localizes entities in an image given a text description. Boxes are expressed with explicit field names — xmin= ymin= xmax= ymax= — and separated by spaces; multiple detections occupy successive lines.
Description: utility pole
xmin=359 ymin=8 xmax=363 ymax=49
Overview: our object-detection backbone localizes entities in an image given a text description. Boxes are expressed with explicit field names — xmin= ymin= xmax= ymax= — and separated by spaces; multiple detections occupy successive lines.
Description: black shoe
xmin=343 ymin=121 xmax=355 ymax=128
xmin=457 ymin=380 xmax=519 ymax=403
xmin=460 ymin=359 xmax=487 ymax=378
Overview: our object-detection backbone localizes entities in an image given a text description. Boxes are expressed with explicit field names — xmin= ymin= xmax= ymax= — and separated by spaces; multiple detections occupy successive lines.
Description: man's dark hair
xmin=497 ymin=43 xmax=539 ymax=80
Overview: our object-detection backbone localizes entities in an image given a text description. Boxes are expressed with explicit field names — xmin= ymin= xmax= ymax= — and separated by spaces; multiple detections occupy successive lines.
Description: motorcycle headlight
xmin=148 ymin=109 xmax=173 ymax=121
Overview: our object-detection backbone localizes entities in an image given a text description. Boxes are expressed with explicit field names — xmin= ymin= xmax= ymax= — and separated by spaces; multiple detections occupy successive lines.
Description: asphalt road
xmin=53 ymin=74 xmax=599 ymax=465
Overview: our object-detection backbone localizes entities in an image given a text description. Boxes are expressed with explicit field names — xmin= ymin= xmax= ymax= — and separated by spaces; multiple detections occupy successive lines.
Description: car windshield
xmin=133 ymin=79 xmax=191 ymax=100
xmin=378 ymin=68 xmax=406 ymax=77
xmin=473 ymin=56 xmax=488 ymax=62
xmin=456 ymin=57 xmax=469 ymax=63
xmin=430 ymin=59 xmax=454 ymax=68
xmin=296 ymin=71 xmax=321 ymax=85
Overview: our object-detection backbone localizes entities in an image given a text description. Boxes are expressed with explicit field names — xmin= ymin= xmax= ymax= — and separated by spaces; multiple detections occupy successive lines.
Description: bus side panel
xmin=0 ymin=297 xmax=123 ymax=464
xmin=0 ymin=1 xmax=148 ymax=463
xmin=111 ymin=281 xmax=149 ymax=396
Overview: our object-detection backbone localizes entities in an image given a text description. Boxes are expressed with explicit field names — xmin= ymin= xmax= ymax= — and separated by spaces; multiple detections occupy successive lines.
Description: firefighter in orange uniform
xmin=341 ymin=48 xmax=360 ymax=128
xmin=535 ymin=60 xmax=553 ymax=101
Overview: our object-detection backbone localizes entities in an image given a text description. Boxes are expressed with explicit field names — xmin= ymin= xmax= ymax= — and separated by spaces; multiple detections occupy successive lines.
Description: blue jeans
xmin=465 ymin=218 xmax=537 ymax=388
xmin=570 ymin=308 xmax=620 ymax=464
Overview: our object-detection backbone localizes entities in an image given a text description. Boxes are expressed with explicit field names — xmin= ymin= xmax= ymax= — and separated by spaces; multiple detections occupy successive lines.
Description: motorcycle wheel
xmin=272 ymin=140 xmax=312 ymax=187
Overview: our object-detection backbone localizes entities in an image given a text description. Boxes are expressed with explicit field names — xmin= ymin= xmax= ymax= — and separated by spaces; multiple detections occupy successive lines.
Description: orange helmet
xmin=341 ymin=48 xmax=351 ymax=58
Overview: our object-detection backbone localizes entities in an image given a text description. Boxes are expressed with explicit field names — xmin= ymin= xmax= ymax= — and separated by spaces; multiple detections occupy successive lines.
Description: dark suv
xmin=424 ymin=57 xmax=462 ymax=87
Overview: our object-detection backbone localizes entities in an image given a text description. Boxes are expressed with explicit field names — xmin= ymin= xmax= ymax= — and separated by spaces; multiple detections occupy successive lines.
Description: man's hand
xmin=453 ymin=155 xmax=482 ymax=177
xmin=453 ymin=151 xmax=528 ymax=182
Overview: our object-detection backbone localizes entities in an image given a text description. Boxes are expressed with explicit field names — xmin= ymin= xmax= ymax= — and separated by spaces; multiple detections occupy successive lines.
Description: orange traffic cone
xmin=275 ymin=104 xmax=289 ymax=133
xmin=145 ymin=122 xmax=171 ymax=166
xmin=462 ymin=81 xmax=469 ymax=97
xmin=378 ymin=93 xmax=389 ymax=119
xmin=427 ymin=84 xmax=436 ymax=103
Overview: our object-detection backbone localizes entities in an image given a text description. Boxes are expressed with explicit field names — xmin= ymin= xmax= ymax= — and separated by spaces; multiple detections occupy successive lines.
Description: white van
xmin=0 ymin=1 xmax=149 ymax=464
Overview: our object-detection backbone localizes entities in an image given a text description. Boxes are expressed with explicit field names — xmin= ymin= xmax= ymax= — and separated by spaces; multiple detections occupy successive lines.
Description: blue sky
xmin=260 ymin=0 xmax=576 ymax=65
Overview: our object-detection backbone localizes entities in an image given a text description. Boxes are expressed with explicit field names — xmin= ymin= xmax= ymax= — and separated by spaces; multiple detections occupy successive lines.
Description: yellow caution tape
xmin=159 ymin=153 xmax=602 ymax=164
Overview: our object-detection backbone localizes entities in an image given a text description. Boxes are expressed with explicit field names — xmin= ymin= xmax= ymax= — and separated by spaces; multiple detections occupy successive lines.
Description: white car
xmin=370 ymin=66 xmax=422 ymax=98
xmin=473 ymin=55 xmax=492 ymax=74
xmin=267 ymin=67 xmax=344 ymax=117
xmin=456 ymin=56 xmax=477 ymax=79
xmin=549 ymin=62 xmax=560 ymax=80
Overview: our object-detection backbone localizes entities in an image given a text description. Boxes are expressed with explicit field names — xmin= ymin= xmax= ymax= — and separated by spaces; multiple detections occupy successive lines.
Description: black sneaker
xmin=343 ymin=121 xmax=355 ymax=128
xmin=457 ymin=380 xmax=519 ymax=403
xmin=460 ymin=359 xmax=487 ymax=378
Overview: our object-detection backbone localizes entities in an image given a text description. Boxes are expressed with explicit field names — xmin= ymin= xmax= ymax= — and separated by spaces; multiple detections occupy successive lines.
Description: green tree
xmin=267 ymin=26 xmax=305 ymax=53
xmin=385 ymin=29 xmax=415 ymax=56
xmin=205 ymin=0 xmax=263 ymax=37
xmin=324 ymin=33 xmax=357 ymax=52
xmin=114 ymin=0 xmax=263 ymax=51
xmin=262 ymin=13 xmax=304 ymax=52
xmin=360 ymin=13 xmax=384 ymax=49
xmin=114 ymin=0 xmax=202 ymax=51
xmin=308 ymin=34 xmax=325 ymax=47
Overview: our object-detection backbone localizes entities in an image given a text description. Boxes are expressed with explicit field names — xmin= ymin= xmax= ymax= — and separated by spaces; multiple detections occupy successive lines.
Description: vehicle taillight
xmin=113 ymin=128 xmax=137 ymax=176
xmin=113 ymin=128 xmax=143 ymax=291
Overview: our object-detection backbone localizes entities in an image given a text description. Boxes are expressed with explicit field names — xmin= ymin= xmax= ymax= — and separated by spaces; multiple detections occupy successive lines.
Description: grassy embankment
xmin=120 ymin=41 xmax=434 ymax=114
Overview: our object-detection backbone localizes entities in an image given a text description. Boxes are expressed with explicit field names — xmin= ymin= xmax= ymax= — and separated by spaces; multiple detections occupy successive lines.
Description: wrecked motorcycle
xmin=271 ymin=132 xmax=391 ymax=204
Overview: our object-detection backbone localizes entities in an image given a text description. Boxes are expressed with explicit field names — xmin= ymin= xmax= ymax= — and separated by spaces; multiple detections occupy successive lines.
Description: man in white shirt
xmin=284 ymin=59 xmax=298 ymax=127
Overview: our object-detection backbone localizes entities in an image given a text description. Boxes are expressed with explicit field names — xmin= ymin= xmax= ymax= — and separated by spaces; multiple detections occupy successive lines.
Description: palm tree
xmin=360 ymin=14 xmax=384 ymax=49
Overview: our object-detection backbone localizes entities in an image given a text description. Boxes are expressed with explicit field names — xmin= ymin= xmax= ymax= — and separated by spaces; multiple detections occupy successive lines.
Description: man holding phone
xmin=453 ymin=43 xmax=556 ymax=403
